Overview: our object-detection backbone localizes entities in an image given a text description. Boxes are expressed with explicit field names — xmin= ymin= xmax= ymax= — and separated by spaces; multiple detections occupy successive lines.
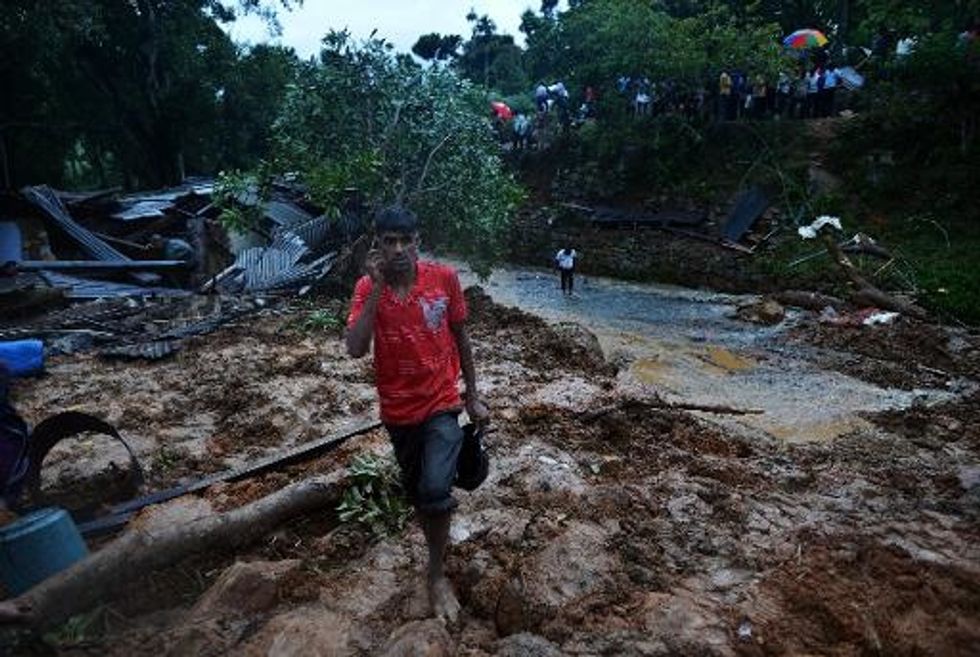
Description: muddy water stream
xmin=455 ymin=262 xmax=959 ymax=443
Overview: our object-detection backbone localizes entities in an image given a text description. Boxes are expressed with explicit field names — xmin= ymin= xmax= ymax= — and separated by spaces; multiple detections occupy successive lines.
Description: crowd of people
xmin=490 ymin=80 xmax=599 ymax=150
xmin=716 ymin=65 xmax=849 ymax=121
xmin=495 ymin=62 xmax=856 ymax=151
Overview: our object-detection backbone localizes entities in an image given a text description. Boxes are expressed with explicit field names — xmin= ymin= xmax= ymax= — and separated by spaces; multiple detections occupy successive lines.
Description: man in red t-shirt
xmin=346 ymin=206 xmax=489 ymax=623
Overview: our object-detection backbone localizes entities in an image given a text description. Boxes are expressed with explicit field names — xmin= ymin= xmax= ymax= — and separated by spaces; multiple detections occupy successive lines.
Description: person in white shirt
xmin=823 ymin=66 xmax=839 ymax=116
xmin=555 ymin=247 xmax=578 ymax=295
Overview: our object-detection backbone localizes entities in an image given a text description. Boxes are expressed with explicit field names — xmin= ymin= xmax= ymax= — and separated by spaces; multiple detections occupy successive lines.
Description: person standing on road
xmin=345 ymin=206 xmax=489 ymax=623
xmin=555 ymin=246 xmax=578 ymax=296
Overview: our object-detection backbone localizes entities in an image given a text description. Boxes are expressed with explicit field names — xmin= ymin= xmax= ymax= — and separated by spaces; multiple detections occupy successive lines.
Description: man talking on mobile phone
xmin=345 ymin=205 xmax=489 ymax=623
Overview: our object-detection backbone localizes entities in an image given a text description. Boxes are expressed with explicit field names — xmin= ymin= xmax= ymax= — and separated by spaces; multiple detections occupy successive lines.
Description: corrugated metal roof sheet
xmin=277 ymin=214 xmax=333 ymax=251
xmin=117 ymin=178 xmax=214 ymax=203
xmin=22 ymin=185 xmax=160 ymax=285
xmin=263 ymin=200 xmax=314 ymax=227
xmin=39 ymin=272 xmax=191 ymax=299
xmin=100 ymin=340 xmax=180 ymax=361
xmin=111 ymin=200 xmax=173 ymax=221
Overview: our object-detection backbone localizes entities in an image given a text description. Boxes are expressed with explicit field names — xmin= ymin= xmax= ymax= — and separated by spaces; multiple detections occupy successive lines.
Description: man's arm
xmin=451 ymin=322 xmax=489 ymax=425
xmin=345 ymin=284 xmax=382 ymax=358
xmin=345 ymin=251 xmax=385 ymax=358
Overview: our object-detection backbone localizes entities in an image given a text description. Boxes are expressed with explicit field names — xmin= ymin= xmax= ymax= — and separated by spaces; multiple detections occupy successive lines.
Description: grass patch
xmin=878 ymin=215 xmax=980 ymax=324
xmin=289 ymin=298 xmax=347 ymax=335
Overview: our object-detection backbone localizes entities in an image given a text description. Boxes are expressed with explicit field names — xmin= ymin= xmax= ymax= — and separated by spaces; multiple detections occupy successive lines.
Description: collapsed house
xmin=0 ymin=179 xmax=366 ymax=360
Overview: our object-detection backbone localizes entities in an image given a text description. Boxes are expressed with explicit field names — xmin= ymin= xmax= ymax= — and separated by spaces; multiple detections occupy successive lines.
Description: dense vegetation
xmin=2 ymin=0 xmax=978 ymax=318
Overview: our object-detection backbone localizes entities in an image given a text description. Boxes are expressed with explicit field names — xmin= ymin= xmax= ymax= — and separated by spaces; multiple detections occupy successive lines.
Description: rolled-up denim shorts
xmin=385 ymin=411 xmax=463 ymax=515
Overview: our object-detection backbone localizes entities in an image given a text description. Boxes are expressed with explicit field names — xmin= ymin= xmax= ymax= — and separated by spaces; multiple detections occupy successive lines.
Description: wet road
xmin=454 ymin=261 xmax=958 ymax=443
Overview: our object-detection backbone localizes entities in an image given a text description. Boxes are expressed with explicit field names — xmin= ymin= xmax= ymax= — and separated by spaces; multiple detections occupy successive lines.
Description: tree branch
xmin=416 ymin=133 xmax=453 ymax=193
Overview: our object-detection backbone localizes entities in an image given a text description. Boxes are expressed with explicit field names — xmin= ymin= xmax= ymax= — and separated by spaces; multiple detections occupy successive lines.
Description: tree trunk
xmin=821 ymin=233 xmax=926 ymax=318
xmin=774 ymin=290 xmax=847 ymax=311
xmin=0 ymin=472 xmax=345 ymax=630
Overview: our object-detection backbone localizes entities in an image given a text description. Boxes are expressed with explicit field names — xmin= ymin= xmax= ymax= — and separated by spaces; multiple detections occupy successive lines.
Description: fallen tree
xmin=0 ymin=471 xmax=346 ymax=630
xmin=774 ymin=290 xmax=847 ymax=312
xmin=821 ymin=233 xmax=927 ymax=319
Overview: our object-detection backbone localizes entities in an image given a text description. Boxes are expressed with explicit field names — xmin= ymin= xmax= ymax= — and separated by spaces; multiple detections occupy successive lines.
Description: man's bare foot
xmin=428 ymin=576 xmax=461 ymax=624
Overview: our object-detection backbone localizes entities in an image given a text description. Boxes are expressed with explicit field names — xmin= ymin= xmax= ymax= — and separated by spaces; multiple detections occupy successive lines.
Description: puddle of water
xmin=632 ymin=358 xmax=668 ymax=385
xmin=763 ymin=416 xmax=873 ymax=443
xmin=451 ymin=259 xmax=959 ymax=443
xmin=702 ymin=347 xmax=755 ymax=372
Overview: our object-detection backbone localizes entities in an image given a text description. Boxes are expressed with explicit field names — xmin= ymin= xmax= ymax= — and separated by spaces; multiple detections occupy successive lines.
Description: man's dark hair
xmin=374 ymin=206 xmax=418 ymax=235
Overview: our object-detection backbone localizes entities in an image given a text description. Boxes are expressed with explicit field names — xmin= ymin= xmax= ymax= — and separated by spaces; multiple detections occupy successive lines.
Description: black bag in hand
xmin=455 ymin=423 xmax=489 ymax=491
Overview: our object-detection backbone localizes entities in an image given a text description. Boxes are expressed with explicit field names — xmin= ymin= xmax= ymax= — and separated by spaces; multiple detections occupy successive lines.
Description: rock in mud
xmin=242 ymin=606 xmax=352 ymax=657
xmin=735 ymin=298 xmax=785 ymax=325
xmin=641 ymin=590 xmax=732 ymax=656
xmin=165 ymin=618 xmax=250 ymax=657
xmin=515 ymin=521 xmax=618 ymax=628
xmin=380 ymin=619 xmax=454 ymax=657
xmin=190 ymin=559 xmax=302 ymax=619
xmin=494 ymin=577 xmax=527 ymax=636
xmin=495 ymin=632 xmax=563 ymax=657
xmin=551 ymin=322 xmax=609 ymax=369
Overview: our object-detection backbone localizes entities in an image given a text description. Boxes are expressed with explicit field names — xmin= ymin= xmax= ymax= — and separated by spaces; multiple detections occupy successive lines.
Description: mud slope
xmin=5 ymin=290 xmax=979 ymax=657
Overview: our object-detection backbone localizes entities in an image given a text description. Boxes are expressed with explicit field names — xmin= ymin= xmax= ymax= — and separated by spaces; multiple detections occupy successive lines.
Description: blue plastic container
xmin=0 ymin=222 xmax=22 ymax=263
xmin=0 ymin=507 xmax=88 ymax=595
xmin=0 ymin=339 xmax=44 ymax=377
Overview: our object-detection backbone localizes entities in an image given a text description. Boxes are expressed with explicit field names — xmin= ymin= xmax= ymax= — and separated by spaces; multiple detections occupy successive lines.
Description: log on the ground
xmin=821 ymin=233 xmax=927 ymax=319
xmin=850 ymin=287 xmax=927 ymax=319
xmin=581 ymin=398 xmax=763 ymax=422
xmin=0 ymin=471 xmax=345 ymax=630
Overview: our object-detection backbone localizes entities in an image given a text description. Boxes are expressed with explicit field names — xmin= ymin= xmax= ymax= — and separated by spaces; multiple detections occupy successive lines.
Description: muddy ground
xmin=4 ymin=288 xmax=980 ymax=656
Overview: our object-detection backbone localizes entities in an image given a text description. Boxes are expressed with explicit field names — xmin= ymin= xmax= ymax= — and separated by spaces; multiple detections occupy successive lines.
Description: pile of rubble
xmin=0 ymin=180 xmax=365 ymax=360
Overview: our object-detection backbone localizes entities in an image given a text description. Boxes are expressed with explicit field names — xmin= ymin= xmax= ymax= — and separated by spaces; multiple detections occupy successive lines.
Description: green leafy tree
xmin=520 ymin=8 xmax=562 ymax=85
xmin=412 ymin=33 xmax=463 ymax=61
xmin=0 ymin=0 xmax=298 ymax=189
xmin=533 ymin=0 xmax=783 ymax=115
xmin=454 ymin=11 xmax=528 ymax=93
xmin=217 ymin=44 xmax=300 ymax=170
xmin=256 ymin=32 xmax=523 ymax=273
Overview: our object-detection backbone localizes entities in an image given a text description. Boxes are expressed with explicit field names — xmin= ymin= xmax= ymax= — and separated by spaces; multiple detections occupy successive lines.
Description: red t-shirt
xmin=347 ymin=261 xmax=467 ymax=426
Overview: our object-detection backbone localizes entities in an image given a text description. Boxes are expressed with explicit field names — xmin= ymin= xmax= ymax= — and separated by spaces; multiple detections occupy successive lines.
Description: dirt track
xmin=5 ymin=286 xmax=980 ymax=656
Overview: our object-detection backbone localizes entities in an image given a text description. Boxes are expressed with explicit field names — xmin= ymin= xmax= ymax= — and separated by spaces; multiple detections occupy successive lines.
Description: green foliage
xmin=452 ymin=12 xmax=529 ymax=93
xmin=218 ymin=44 xmax=301 ymax=171
xmin=551 ymin=1 xmax=786 ymax=89
xmin=412 ymin=33 xmax=462 ymax=61
xmin=294 ymin=307 xmax=344 ymax=333
xmin=514 ymin=0 xmax=793 ymax=204
xmin=265 ymin=32 xmax=523 ymax=274
xmin=42 ymin=608 xmax=105 ymax=648
xmin=829 ymin=31 xmax=980 ymax=221
xmin=336 ymin=454 xmax=411 ymax=538
xmin=152 ymin=445 xmax=185 ymax=475
xmin=0 ymin=1 xmax=299 ymax=189
xmin=814 ymin=25 xmax=980 ymax=322
xmin=302 ymin=309 xmax=343 ymax=332
xmin=213 ymin=169 xmax=266 ymax=234
xmin=876 ymin=214 xmax=980 ymax=323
